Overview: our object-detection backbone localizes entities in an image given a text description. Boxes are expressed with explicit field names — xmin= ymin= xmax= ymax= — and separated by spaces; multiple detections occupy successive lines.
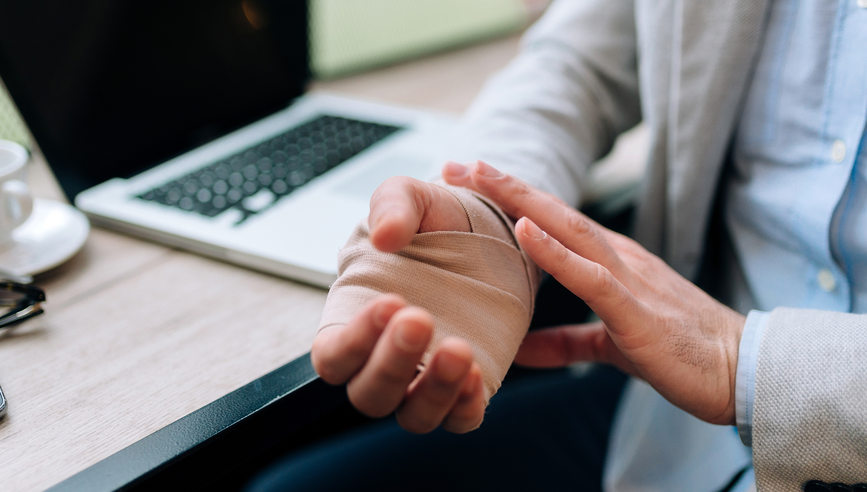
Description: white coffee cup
xmin=0 ymin=140 xmax=33 ymax=245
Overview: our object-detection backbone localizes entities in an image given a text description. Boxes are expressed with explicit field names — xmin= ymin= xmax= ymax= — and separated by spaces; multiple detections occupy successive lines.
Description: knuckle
xmin=424 ymin=384 xmax=461 ymax=408
xmin=586 ymin=264 xmax=616 ymax=301
xmin=550 ymin=242 xmax=573 ymax=270
xmin=326 ymin=335 xmax=358 ymax=361
xmin=351 ymin=397 xmax=393 ymax=419
xmin=347 ymin=385 xmax=395 ymax=418
xmin=594 ymin=263 xmax=615 ymax=290
xmin=411 ymin=183 xmax=433 ymax=216
xmin=444 ymin=403 xmax=486 ymax=434
xmin=369 ymin=363 xmax=414 ymax=389
xmin=501 ymin=181 xmax=532 ymax=216
xmin=512 ymin=180 xmax=533 ymax=200
xmin=565 ymin=210 xmax=594 ymax=238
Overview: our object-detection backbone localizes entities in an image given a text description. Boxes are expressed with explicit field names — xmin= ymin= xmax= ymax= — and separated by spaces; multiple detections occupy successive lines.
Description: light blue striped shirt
xmin=728 ymin=0 xmax=867 ymax=446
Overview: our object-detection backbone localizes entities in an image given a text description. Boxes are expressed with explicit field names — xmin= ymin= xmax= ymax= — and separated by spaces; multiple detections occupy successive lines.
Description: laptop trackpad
xmin=335 ymin=154 xmax=437 ymax=199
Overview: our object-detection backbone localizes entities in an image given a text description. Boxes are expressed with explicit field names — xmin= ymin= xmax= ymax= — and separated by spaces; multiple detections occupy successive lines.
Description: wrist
xmin=725 ymin=309 xmax=747 ymax=426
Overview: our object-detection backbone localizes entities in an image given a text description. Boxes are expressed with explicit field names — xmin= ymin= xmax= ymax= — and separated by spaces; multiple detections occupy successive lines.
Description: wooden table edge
xmin=46 ymin=353 xmax=343 ymax=492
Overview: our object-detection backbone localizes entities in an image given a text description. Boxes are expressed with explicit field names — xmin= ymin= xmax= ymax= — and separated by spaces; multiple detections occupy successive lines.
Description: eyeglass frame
xmin=0 ymin=281 xmax=45 ymax=330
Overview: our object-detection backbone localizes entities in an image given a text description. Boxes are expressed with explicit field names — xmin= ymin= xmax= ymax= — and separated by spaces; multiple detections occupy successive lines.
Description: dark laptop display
xmin=0 ymin=0 xmax=309 ymax=199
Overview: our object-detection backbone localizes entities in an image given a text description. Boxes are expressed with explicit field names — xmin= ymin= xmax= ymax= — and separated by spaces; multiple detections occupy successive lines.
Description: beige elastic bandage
xmin=318 ymin=184 xmax=540 ymax=403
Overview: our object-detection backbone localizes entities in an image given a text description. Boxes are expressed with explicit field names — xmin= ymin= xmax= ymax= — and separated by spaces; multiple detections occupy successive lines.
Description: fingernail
xmin=464 ymin=368 xmax=480 ymax=395
xmin=395 ymin=322 xmax=427 ymax=352
xmin=373 ymin=304 xmax=390 ymax=328
xmin=475 ymin=161 xmax=503 ymax=178
xmin=521 ymin=218 xmax=547 ymax=240
xmin=443 ymin=161 xmax=468 ymax=178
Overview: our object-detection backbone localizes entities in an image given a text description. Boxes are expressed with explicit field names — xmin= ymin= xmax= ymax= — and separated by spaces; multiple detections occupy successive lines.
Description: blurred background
xmin=1 ymin=0 xmax=646 ymax=218
xmin=0 ymin=0 xmax=547 ymax=148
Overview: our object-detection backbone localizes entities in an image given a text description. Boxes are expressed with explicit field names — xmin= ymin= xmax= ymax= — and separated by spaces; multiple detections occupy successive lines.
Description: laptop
xmin=0 ymin=0 xmax=455 ymax=287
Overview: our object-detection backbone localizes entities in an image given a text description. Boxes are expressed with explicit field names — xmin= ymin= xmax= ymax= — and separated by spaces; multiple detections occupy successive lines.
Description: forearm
xmin=445 ymin=0 xmax=641 ymax=206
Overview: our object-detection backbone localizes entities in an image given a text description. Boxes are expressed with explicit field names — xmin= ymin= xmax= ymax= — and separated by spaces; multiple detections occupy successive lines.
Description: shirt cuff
xmin=735 ymin=310 xmax=770 ymax=447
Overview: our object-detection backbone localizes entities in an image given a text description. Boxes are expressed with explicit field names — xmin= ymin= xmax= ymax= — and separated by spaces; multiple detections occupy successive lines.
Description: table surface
xmin=0 ymin=34 xmax=522 ymax=492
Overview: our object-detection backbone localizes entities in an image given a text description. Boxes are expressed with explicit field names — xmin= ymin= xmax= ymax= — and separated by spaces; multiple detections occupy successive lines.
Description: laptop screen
xmin=0 ymin=0 xmax=309 ymax=199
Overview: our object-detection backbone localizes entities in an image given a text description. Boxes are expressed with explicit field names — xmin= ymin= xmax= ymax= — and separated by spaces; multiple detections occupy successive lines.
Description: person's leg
xmin=246 ymin=365 xmax=627 ymax=492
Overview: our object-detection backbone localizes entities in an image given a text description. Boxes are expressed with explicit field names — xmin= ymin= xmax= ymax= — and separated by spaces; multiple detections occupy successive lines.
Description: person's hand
xmin=311 ymin=174 xmax=487 ymax=433
xmin=366 ymin=175 xmax=470 ymax=252
xmin=444 ymin=161 xmax=745 ymax=425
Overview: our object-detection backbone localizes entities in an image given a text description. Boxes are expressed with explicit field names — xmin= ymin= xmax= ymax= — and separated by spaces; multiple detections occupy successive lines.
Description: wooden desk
xmin=0 ymin=35 xmax=521 ymax=492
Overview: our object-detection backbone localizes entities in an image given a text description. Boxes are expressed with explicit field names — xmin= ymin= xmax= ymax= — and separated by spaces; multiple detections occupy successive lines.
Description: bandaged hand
xmin=311 ymin=170 xmax=539 ymax=434
xmin=445 ymin=161 xmax=746 ymax=426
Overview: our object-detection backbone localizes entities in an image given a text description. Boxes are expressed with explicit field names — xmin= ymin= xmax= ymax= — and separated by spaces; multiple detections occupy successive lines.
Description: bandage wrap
xmin=319 ymin=185 xmax=540 ymax=403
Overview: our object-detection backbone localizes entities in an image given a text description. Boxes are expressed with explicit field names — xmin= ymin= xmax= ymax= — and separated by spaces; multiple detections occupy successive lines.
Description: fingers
xmin=443 ymin=160 xmax=569 ymax=216
xmin=368 ymin=177 xmax=429 ymax=252
xmin=315 ymin=294 xmax=485 ymax=432
xmin=515 ymin=321 xmax=635 ymax=375
xmin=441 ymin=161 xmax=476 ymax=190
xmin=515 ymin=217 xmax=640 ymax=337
xmin=447 ymin=161 xmax=628 ymax=278
xmin=395 ymin=337 xmax=477 ymax=433
xmin=368 ymin=176 xmax=470 ymax=253
xmin=346 ymin=307 xmax=433 ymax=418
xmin=441 ymin=365 xmax=486 ymax=434
xmin=311 ymin=294 xmax=406 ymax=384
xmin=515 ymin=321 xmax=608 ymax=367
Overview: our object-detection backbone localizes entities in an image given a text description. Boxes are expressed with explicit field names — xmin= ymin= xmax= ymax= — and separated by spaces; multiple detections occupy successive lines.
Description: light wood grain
xmin=1 ymin=253 xmax=326 ymax=488
xmin=0 ymin=35 xmax=523 ymax=491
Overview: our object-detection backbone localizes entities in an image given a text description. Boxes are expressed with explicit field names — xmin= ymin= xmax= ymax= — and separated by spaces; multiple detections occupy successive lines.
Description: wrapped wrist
xmin=319 ymin=185 xmax=540 ymax=402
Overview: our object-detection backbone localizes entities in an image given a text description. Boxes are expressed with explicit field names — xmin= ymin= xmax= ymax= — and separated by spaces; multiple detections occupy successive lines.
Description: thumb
xmin=368 ymin=176 xmax=470 ymax=253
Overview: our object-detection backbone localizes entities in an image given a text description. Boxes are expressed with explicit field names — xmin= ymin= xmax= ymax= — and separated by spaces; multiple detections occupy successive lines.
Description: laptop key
xmin=271 ymin=179 xmax=289 ymax=195
xmin=242 ymin=189 xmax=276 ymax=212
xmin=227 ymin=188 xmax=243 ymax=203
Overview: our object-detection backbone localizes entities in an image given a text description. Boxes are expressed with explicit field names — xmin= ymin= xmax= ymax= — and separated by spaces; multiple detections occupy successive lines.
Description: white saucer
xmin=0 ymin=198 xmax=90 ymax=276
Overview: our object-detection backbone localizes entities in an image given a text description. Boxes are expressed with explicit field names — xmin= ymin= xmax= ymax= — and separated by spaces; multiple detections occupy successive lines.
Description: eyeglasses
xmin=0 ymin=281 xmax=45 ymax=331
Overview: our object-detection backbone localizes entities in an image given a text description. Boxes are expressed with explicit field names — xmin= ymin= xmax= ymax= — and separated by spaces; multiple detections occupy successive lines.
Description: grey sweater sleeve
xmin=444 ymin=0 xmax=641 ymax=207
xmin=753 ymin=308 xmax=867 ymax=491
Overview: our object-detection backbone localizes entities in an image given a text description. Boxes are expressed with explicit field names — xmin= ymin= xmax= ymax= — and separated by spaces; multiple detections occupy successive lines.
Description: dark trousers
xmin=246 ymin=365 xmax=628 ymax=492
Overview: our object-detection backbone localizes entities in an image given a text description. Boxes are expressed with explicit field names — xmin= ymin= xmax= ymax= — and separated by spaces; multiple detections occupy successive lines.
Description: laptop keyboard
xmin=137 ymin=115 xmax=403 ymax=222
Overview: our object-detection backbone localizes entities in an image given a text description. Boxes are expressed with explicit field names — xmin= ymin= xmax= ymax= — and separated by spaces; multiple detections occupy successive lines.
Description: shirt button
xmin=818 ymin=269 xmax=837 ymax=292
xmin=831 ymin=140 xmax=846 ymax=163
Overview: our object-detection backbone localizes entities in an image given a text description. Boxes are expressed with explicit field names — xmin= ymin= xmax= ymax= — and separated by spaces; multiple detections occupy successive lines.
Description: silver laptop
xmin=0 ymin=1 xmax=455 ymax=287
xmin=77 ymin=94 xmax=454 ymax=286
